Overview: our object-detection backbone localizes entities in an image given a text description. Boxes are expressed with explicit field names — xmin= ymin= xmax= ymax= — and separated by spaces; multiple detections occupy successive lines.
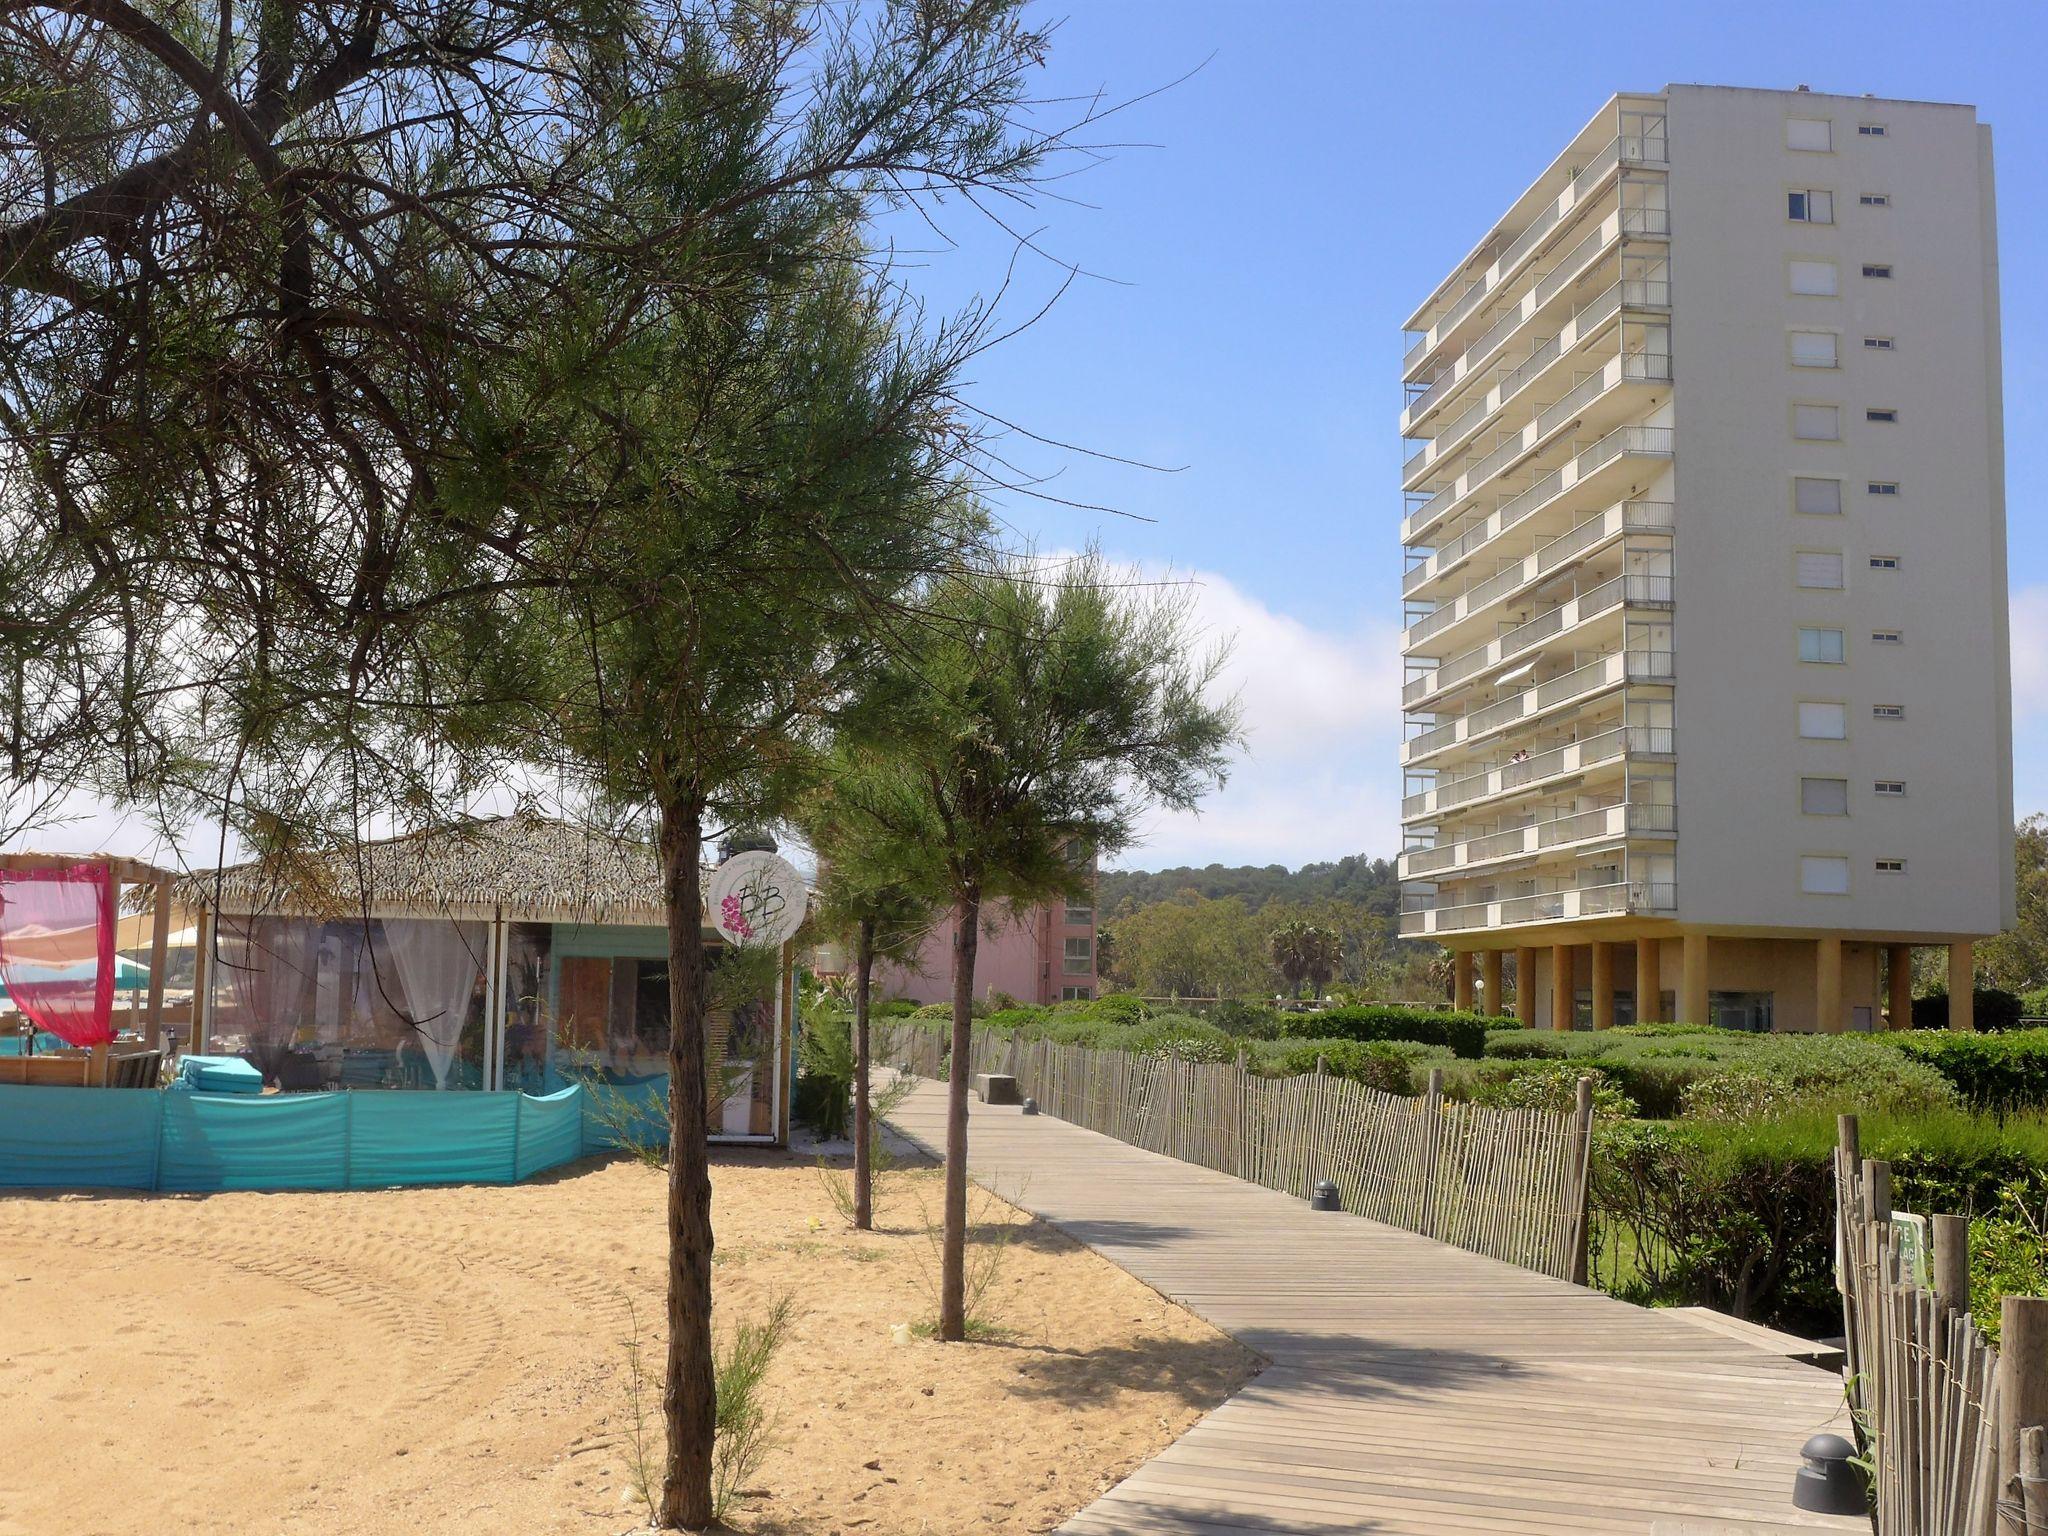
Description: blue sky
xmin=876 ymin=0 xmax=2048 ymax=871
xmin=16 ymin=1 xmax=2044 ymax=874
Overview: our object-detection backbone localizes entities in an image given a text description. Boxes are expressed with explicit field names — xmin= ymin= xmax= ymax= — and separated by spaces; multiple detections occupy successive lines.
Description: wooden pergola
xmin=0 ymin=851 xmax=184 ymax=1084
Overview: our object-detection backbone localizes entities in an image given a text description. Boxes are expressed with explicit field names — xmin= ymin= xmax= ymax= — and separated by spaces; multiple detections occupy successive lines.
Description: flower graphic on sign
xmin=719 ymin=893 xmax=754 ymax=941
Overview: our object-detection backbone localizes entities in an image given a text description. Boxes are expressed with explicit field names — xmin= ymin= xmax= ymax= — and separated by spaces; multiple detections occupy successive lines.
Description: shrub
xmin=1892 ymin=1028 xmax=2048 ymax=1110
xmin=1485 ymin=1031 xmax=1574 ymax=1061
xmin=2024 ymin=987 xmax=2048 ymax=1023
xmin=1110 ymin=1014 xmax=1236 ymax=1063
xmin=873 ymin=998 xmax=919 ymax=1019
xmin=911 ymin=1001 xmax=952 ymax=1020
xmin=1083 ymin=993 xmax=1150 ymax=1026
xmin=1209 ymin=999 xmax=1287 ymax=1038
xmin=793 ymin=1011 xmax=853 ymax=1139
xmin=1451 ymin=1059 xmax=1637 ymax=1118
xmin=1912 ymin=988 xmax=2026 ymax=1032
xmin=1278 ymin=1005 xmax=1497 ymax=1059
xmin=1255 ymin=1039 xmax=1418 ymax=1095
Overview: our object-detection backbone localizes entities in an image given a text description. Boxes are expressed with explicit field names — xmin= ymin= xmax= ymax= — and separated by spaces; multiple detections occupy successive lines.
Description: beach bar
xmin=177 ymin=812 xmax=795 ymax=1145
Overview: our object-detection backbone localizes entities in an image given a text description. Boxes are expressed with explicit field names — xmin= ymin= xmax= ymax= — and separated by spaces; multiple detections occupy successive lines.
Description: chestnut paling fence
xmin=874 ymin=1022 xmax=1596 ymax=1284
xmin=1835 ymin=1113 xmax=2048 ymax=1536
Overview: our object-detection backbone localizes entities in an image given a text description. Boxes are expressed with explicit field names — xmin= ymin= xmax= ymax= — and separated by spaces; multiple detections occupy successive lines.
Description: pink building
xmin=872 ymin=890 xmax=1099 ymax=1008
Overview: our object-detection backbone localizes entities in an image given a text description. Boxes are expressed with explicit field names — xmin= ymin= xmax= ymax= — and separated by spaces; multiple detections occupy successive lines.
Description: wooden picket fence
xmin=874 ymin=1022 xmax=1596 ymax=1284
xmin=1836 ymin=1112 xmax=2048 ymax=1535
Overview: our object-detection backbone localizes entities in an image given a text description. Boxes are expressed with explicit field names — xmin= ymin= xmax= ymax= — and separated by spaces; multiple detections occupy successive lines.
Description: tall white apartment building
xmin=1395 ymin=85 xmax=2013 ymax=1032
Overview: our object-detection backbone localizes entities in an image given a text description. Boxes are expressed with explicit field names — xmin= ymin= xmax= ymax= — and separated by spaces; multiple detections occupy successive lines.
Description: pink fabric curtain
xmin=0 ymin=863 xmax=116 ymax=1047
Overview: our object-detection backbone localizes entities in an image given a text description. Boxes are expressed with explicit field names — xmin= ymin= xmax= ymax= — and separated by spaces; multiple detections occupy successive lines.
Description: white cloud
xmin=2013 ymin=584 xmax=2048 ymax=727
xmin=1112 ymin=565 xmax=1405 ymax=870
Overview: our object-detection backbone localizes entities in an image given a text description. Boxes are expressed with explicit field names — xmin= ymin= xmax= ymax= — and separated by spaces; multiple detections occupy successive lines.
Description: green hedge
xmin=1912 ymin=988 xmax=2026 ymax=1032
xmin=1276 ymin=1005 xmax=1502 ymax=1059
xmin=1889 ymin=1028 xmax=2048 ymax=1111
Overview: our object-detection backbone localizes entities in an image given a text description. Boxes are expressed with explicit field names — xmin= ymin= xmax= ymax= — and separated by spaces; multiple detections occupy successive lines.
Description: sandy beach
xmin=0 ymin=1149 xmax=1253 ymax=1536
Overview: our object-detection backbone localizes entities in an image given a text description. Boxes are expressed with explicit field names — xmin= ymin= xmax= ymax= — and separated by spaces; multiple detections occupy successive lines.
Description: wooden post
xmin=145 ymin=879 xmax=172 ymax=1053
xmin=1951 ymin=941 xmax=1977 ymax=1032
xmin=1888 ymin=943 xmax=1915 ymax=1030
xmin=1480 ymin=950 xmax=1502 ymax=1017
xmin=189 ymin=907 xmax=215 ymax=1056
xmin=1932 ymin=1213 xmax=1971 ymax=1318
xmin=2000 ymin=1298 xmax=2048 ymax=1531
xmin=1420 ymin=1067 xmax=1443 ymax=1240
xmin=1590 ymin=942 xmax=1614 ymax=1030
xmin=1863 ymin=1158 xmax=1892 ymax=1223
xmin=2022 ymin=1426 xmax=2047 ymax=1536
xmin=1635 ymin=937 xmax=1662 ymax=1023
xmin=1838 ymin=1112 xmax=1861 ymax=1171
xmin=1550 ymin=943 xmax=1574 ymax=1031
xmin=1514 ymin=946 xmax=1539 ymax=1024
xmin=1570 ymin=1075 xmax=1595 ymax=1287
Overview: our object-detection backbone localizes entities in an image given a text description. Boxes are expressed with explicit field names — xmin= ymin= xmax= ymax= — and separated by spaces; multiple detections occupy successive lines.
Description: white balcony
xmin=1397 ymin=800 xmax=1677 ymax=882
xmin=1401 ymin=643 xmax=1673 ymax=768
xmin=1403 ymin=498 xmax=1672 ymax=654
xmin=1401 ymin=133 xmax=1669 ymax=382
xmin=1400 ymin=724 xmax=1676 ymax=825
xmin=1398 ymin=878 xmax=1678 ymax=938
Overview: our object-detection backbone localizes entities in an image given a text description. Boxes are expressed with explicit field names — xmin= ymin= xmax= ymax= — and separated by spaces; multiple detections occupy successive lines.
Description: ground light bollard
xmin=1999 ymin=1296 xmax=2048 ymax=1534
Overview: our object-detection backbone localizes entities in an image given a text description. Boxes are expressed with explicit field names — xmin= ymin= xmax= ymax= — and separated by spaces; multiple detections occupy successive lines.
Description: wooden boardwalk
xmin=888 ymin=1080 xmax=1864 ymax=1535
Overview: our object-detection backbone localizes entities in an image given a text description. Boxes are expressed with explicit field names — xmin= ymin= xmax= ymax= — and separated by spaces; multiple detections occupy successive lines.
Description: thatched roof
xmin=177 ymin=812 xmax=682 ymax=926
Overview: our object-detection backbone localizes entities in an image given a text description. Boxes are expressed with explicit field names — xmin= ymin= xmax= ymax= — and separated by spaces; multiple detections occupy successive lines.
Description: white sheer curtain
xmin=380 ymin=919 xmax=486 ymax=1089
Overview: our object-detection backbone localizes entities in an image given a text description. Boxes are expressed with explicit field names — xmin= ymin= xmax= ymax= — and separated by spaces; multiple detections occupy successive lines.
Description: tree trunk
xmin=939 ymin=893 xmax=980 ymax=1341
xmin=656 ymin=798 xmax=716 ymax=1531
xmin=852 ymin=914 xmax=875 ymax=1231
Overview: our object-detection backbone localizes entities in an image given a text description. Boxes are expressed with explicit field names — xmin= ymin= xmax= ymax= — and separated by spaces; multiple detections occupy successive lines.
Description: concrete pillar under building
xmin=1481 ymin=950 xmax=1503 ymax=1018
xmin=1680 ymin=933 xmax=1709 ymax=1027
xmin=1453 ymin=951 xmax=1475 ymax=1012
xmin=1816 ymin=935 xmax=1844 ymax=1034
xmin=1636 ymin=938 xmax=1662 ymax=1023
xmin=1551 ymin=943 xmax=1575 ymax=1032
xmin=1591 ymin=942 xmax=1615 ymax=1030
xmin=1888 ymin=943 xmax=1914 ymax=1030
xmin=1515 ymin=947 xmax=1539 ymax=1024
xmin=1950 ymin=941 xmax=1975 ymax=1032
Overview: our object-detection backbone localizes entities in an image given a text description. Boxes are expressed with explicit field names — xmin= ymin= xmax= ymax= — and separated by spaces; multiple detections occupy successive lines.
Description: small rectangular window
xmin=1802 ymin=855 xmax=1852 ymax=894
xmin=1872 ymin=629 xmax=1903 ymax=645
xmin=1064 ymin=902 xmax=1094 ymax=925
xmin=1863 ymin=262 xmax=1893 ymax=279
xmin=1789 ymin=189 xmax=1835 ymax=224
xmin=1787 ymin=118 xmax=1833 ymax=152
xmin=1794 ymin=404 xmax=1841 ymax=440
xmin=1874 ymin=780 xmax=1907 ymax=796
xmin=1800 ymin=701 xmax=1848 ymax=739
xmin=1859 ymin=124 xmax=1888 ymax=138
xmin=1059 ymin=985 xmax=1093 ymax=1002
xmin=1870 ymin=555 xmax=1900 ymax=570
xmin=1801 ymin=777 xmax=1850 ymax=816
xmin=1876 ymin=858 xmax=1906 ymax=874
xmin=1864 ymin=336 xmax=1895 ymax=350
xmin=1795 ymin=477 xmax=1844 ymax=516
xmin=1792 ymin=332 xmax=1840 ymax=369
xmin=1063 ymin=935 xmax=1094 ymax=973
xmin=1796 ymin=551 xmax=1846 ymax=589
xmin=1868 ymin=481 xmax=1900 ymax=496
xmin=1790 ymin=260 xmax=1839 ymax=296
xmin=1867 ymin=407 xmax=1898 ymax=423
xmin=1799 ymin=627 xmax=1845 ymax=663
xmin=1873 ymin=704 xmax=1904 ymax=719
xmin=1860 ymin=192 xmax=1892 ymax=206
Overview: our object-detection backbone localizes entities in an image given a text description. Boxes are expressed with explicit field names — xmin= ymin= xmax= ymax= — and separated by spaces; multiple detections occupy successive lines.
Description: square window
xmin=1874 ymin=704 xmax=1904 ymax=719
xmin=1865 ymin=336 xmax=1895 ymax=350
xmin=1870 ymin=555 xmax=1900 ymax=570
xmin=1800 ymin=701 xmax=1847 ymax=738
xmin=1796 ymin=551 xmax=1846 ymax=589
xmin=1795 ymin=477 xmax=1844 ymax=515
xmin=1799 ymin=627 xmax=1845 ymax=663
xmin=1792 ymin=332 xmax=1840 ymax=368
xmin=1064 ymin=902 xmax=1094 ymax=925
xmin=1863 ymin=262 xmax=1893 ymax=278
xmin=1859 ymin=124 xmax=1888 ymax=138
xmin=1875 ymin=858 xmax=1906 ymax=874
xmin=1794 ymin=404 xmax=1841 ymax=440
xmin=1867 ymin=407 xmax=1899 ymax=423
xmin=1787 ymin=118 xmax=1833 ymax=152
xmin=1063 ymin=935 xmax=1093 ymax=974
xmin=1789 ymin=189 xmax=1835 ymax=224
xmin=1801 ymin=777 xmax=1850 ymax=815
xmin=1875 ymin=780 xmax=1907 ymax=796
xmin=1059 ymin=985 xmax=1093 ymax=1002
xmin=1872 ymin=629 xmax=1903 ymax=645
xmin=1802 ymin=855 xmax=1852 ymax=894
xmin=1790 ymin=260 xmax=1839 ymax=296
xmin=1861 ymin=192 xmax=1892 ymax=206
xmin=1868 ymin=481 xmax=1900 ymax=496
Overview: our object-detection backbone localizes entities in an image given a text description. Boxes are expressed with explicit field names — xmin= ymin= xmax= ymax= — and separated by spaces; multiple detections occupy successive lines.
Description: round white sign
xmin=707 ymin=850 xmax=808 ymax=948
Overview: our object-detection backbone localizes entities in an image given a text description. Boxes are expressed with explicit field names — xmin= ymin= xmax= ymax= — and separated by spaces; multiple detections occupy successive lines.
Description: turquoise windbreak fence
xmin=0 ymin=1080 xmax=658 ymax=1193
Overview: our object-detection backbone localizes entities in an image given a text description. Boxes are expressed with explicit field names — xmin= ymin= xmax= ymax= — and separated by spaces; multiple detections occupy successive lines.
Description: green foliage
xmin=712 ymin=1293 xmax=798 ymax=1522
xmin=1252 ymin=1038 xmax=1440 ymax=1095
xmin=1450 ymin=1060 xmax=1637 ymax=1118
xmin=911 ymin=1001 xmax=956 ymax=1021
xmin=793 ymin=1010 xmax=854 ymax=1141
xmin=1978 ymin=814 xmax=2048 ymax=997
xmin=1277 ymin=1005 xmax=1497 ymax=1059
xmin=1083 ymin=993 xmax=1150 ymax=1026
xmin=873 ymin=998 xmax=920 ymax=1019
xmin=1969 ymin=1185 xmax=2048 ymax=1345
xmin=1889 ymin=1029 xmax=2048 ymax=1110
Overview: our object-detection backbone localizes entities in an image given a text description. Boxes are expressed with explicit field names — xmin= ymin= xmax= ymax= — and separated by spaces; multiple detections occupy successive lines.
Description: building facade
xmin=870 ymin=889 xmax=1100 ymax=1008
xmin=1395 ymin=85 xmax=2012 ymax=1032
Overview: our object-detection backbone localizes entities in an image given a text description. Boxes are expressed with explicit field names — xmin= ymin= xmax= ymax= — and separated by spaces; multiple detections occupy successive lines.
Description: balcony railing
xmin=1397 ymin=797 xmax=1678 ymax=881
xmin=1402 ymin=724 xmax=1675 ymax=822
xmin=1404 ymin=560 xmax=1664 ymax=707
xmin=1399 ymin=877 xmax=1677 ymax=937
xmin=1403 ymin=132 xmax=1670 ymax=381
